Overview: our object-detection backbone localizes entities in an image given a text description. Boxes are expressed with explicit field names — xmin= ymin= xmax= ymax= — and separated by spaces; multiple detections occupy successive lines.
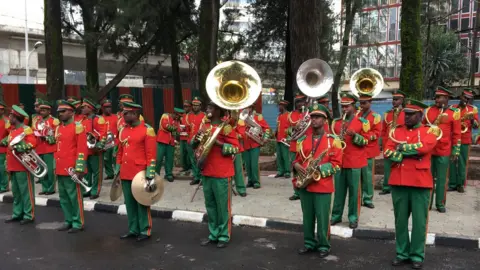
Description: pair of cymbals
xmin=110 ymin=171 xmax=164 ymax=206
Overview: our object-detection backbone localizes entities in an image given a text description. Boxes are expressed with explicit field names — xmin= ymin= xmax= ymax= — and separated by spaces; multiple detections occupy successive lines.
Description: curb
xmin=0 ymin=194 xmax=478 ymax=250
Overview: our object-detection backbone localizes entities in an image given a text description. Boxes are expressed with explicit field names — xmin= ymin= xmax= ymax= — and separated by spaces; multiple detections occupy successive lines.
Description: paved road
xmin=0 ymin=204 xmax=477 ymax=270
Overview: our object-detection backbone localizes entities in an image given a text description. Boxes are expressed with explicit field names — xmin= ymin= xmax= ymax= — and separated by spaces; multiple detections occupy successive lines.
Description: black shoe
xmin=190 ymin=179 xmax=200 ymax=185
xmin=457 ymin=186 xmax=465 ymax=193
xmin=44 ymin=191 xmax=55 ymax=195
xmin=331 ymin=220 xmax=341 ymax=226
xmin=392 ymin=258 xmax=410 ymax=266
xmin=379 ymin=190 xmax=390 ymax=195
xmin=447 ymin=187 xmax=457 ymax=192
xmin=246 ymin=182 xmax=254 ymax=188
xmin=120 ymin=233 xmax=138 ymax=239
xmin=274 ymin=174 xmax=284 ymax=178
xmin=136 ymin=235 xmax=150 ymax=242
xmin=0 ymin=190 xmax=8 ymax=194
xmin=90 ymin=195 xmax=99 ymax=200
xmin=166 ymin=177 xmax=174 ymax=183
xmin=297 ymin=247 xmax=316 ymax=255
xmin=363 ymin=203 xmax=375 ymax=209
xmin=57 ymin=224 xmax=72 ymax=231
xmin=35 ymin=180 xmax=40 ymax=184
xmin=105 ymin=176 xmax=114 ymax=180
xmin=437 ymin=208 xmax=446 ymax=213
xmin=39 ymin=191 xmax=46 ymax=195
xmin=349 ymin=221 xmax=358 ymax=229
xmin=68 ymin=228 xmax=82 ymax=234
xmin=289 ymin=195 xmax=300 ymax=201
xmin=318 ymin=250 xmax=330 ymax=258
xmin=20 ymin=219 xmax=34 ymax=225
xmin=4 ymin=217 xmax=22 ymax=223
xmin=253 ymin=185 xmax=261 ymax=189
xmin=411 ymin=261 xmax=423 ymax=269
xmin=239 ymin=193 xmax=247 ymax=197
xmin=216 ymin=241 xmax=228 ymax=248
xmin=83 ymin=193 xmax=91 ymax=198
xmin=200 ymin=239 xmax=217 ymax=246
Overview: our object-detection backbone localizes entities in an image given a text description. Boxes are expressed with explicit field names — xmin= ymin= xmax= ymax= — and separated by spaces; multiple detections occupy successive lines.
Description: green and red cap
xmin=434 ymin=86 xmax=453 ymax=97
xmin=404 ymin=99 xmax=428 ymax=113
xmin=340 ymin=92 xmax=358 ymax=105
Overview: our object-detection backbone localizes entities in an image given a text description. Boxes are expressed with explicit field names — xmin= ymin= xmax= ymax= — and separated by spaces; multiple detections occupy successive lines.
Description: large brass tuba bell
xmin=296 ymin=58 xmax=334 ymax=98
xmin=349 ymin=68 xmax=384 ymax=98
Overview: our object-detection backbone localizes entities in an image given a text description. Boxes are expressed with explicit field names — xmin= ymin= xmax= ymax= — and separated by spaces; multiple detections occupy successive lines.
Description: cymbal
xmin=131 ymin=171 xmax=164 ymax=206
xmin=110 ymin=174 xmax=123 ymax=201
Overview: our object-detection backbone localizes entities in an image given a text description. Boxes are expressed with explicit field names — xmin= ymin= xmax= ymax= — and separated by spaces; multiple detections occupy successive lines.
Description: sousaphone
xmin=349 ymin=68 xmax=384 ymax=98
xmin=131 ymin=171 xmax=164 ymax=206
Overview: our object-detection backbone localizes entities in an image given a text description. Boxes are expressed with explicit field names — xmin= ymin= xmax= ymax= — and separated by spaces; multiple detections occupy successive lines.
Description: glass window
xmin=460 ymin=39 xmax=468 ymax=53
xmin=370 ymin=10 xmax=379 ymax=42
xmin=397 ymin=10 xmax=401 ymax=41
xmin=473 ymin=17 xmax=476 ymax=30
xmin=378 ymin=9 xmax=388 ymax=42
xmin=450 ymin=19 xmax=458 ymax=30
xmin=474 ymin=0 xmax=478 ymax=11
xmin=386 ymin=45 xmax=396 ymax=77
xmin=461 ymin=18 xmax=470 ymax=30
xmin=451 ymin=0 xmax=459 ymax=11
xmin=380 ymin=0 xmax=387 ymax=5
xmin=462 ymin=0 xmax=470 ymax=13
xmin=388 ymin=8 xmax=397 ymax=41
xmin=388 ymin=0 xmax=397 ymax=4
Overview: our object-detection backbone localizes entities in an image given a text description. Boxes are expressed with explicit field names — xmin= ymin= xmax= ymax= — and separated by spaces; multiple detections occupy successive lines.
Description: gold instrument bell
xmin=349 ymin=68 xmax=384 ymax=98
xmin=131 ymin=171 xmax=164 ymax=206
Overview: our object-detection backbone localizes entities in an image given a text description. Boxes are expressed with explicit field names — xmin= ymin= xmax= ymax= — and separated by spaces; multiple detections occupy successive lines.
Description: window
xmin=397 ymin=11 xmax=401 ymax=41
xmin=396 ymin=45 xmax=402 ymax=77
xmin=460 ymin=38 xmax=469 ymax=53
xmin=378 ymin=9 xmax=388 ymax=42
xmin=388 ymin=0 xmax=397 ymax=4
xmin=386 ymin=45 xmax=396 ymax=77
xmin=380 ymin=0 xmax=387 ymax=5
xmin=451 ymin=0 xmax=459 ymax=12
xmin=377 ymin=46 xmax=387 ymax=76
xmin=462 ymin=0 xmax=470 ymax=13
xmin=474 ymin=0 xmax=478 ymax=11
xmin=475 ymin=56 xmax=479 ymax=73
xmin=450 ymin=19 xmax=458 ymax=30
xmin=388 ymin=7 xmax=397 ymax=41
xmin=461 ymin=18 xmax=470 ymax=30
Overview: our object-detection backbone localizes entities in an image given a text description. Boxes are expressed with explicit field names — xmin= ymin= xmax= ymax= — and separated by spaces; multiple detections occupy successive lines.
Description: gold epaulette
xmin=97 ymin=116 xmax=106 ymax=124
xmin=24 ymin=126 xmax=33 ymax=135
xmin=53 ymin=118 xmax=60 ymax=126
xmin=146 ymin=125 xmax=155 ymax=137
xmin=75 ymin=123 xmax=84 ymax=134
xmin=223 ymin=124 xmax=233 ymax=136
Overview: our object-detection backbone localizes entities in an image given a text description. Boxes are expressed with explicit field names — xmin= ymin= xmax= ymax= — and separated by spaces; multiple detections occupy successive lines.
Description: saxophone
xmin=339 ymin=113 xmax=347 ymax=141
xmin=425 ymin=105 xmax=444 ymax=140
xmin=460 ymin=107 xmax=475 ymax=134
xmin=296 ymin=149 xmax=329 ymax=189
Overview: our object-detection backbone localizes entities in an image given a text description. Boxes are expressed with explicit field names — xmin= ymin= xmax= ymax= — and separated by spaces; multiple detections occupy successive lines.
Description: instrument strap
xmin=310 ymin=133 xmax=324 ymax=159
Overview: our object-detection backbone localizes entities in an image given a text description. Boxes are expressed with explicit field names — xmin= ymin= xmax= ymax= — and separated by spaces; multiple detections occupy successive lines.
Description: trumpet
xmin=9 ymin=133 xmax=48 ymax=178
xmin=65 ymin=167 xmax=92 ymax=193
xmin=86 ymin=130 xmax=101 ymax=149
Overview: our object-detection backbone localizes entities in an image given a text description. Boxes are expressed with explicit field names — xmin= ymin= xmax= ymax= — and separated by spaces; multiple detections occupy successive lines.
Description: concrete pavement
xmin=0 ymin=204 xmax=478 ymax=270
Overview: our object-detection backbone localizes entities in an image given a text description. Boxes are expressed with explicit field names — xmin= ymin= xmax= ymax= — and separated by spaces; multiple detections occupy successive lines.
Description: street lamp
xmin=26 ymin=41 xmax=43 ymax=84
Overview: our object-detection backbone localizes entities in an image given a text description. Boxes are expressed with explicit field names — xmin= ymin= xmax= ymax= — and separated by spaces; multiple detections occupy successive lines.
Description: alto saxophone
xmin=339 ymin=113 xmax=347 ymax=141
xmin=460 ymin=108 xmax=475 ymax=134
xmin=425 ymin=105 xmax=445 ymax=140
xmin=296 ymin=149 xmax=329 ymax=189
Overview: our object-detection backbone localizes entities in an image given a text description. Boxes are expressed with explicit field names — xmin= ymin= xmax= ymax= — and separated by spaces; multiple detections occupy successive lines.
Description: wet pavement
xmin=0 ymin=204 xmax=478 ymax=270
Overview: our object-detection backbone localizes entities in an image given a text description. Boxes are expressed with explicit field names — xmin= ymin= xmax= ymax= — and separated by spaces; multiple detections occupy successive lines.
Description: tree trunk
xmin=400 ymin=0 xmax=424 ymax=100
xmin=283 ymin=1 xmax=293 ymax=109
xmin=82 ymin=5 xmax=99 ymax=96
xmin=169 ymin=19 xmax=183 ymax=108
xmin=470 ymin=9 xmax=479 ymax=87
xmin=44 ymin=0 xmax=65 ymax=102
xmin=289 ymin=0 xmax=330 ymax=94
xmin=197 ymin=0 xmax=220 ymax=103
xmin=331 ymin=0 xmax=361 ymax=118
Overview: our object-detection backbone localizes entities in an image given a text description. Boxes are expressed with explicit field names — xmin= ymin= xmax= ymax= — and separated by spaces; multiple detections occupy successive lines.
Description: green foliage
xmin=260 ymin=140 xmax=276 ymax=156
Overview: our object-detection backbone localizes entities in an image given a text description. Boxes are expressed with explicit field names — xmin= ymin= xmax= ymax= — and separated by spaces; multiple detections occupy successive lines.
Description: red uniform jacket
xmin=450 ymin=104 xmax=479 ymax=144
xmin=381 ymin=108 xmax=405 ymax=149
xmin=384 ymin=125 xmax=437 ymax=188
xmin=423 ymin=106 xmax=461 ymax=156
xmin=74 ymin=114 xmax=84 ymax=123
xmin=276 ymin=112 xmax=289 ymax=142
xmin=34 ymin=116 xmax=59 ymax=155
xmin=0 ymin=116 xmax=10 ymax=154
xmin=179 ymin=113 xmax=191 ymax=141
xmin=23 ymin=116 xmax=29 ymax=126
xmin=103 ymin=114 xmax=119 ymax=145
xmin=31 ymin=114 xmax=40 ymax=129
xmin=331 ymin=115 xmax=369 ymax=168
xmin=235 ymin=119 xmax=247 ymax=153
xmin=156 ymin=113 xmax=177 ymax=146
xmin=116 ymin=123 xmax=157 ymax=180
xmin=188 ymin=112 xmax=206 ymax=142
xmin=288 ymin=110 xmax=313 ymax=152
xmin=292 ymin=134 xmax=343 ymax=193
xmin=81 ymin=115 xmax=107 ymax=156
xmin=243 ymin=112 xmax=270 ymax=150
xmin=358 ymin=110 xmax=381 ymax=158
xmin=194 ymin=121 xmax=239 ymax=178
xmin=6 ymin=125 xmax=37 ymax=172
xmin=54 ymin=121 xmax=88 ymax=176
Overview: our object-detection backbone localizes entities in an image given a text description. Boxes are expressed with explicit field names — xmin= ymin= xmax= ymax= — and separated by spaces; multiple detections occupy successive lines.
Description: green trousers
xmin=290 ymin=151 xmax=299 ymax=197
xmin=85 ymin=153 xmax=103 ymax=196
xmin=103 ymin=147 xmax=116 ymax=178
xmin=203 ymin=176 xmax=232 ymax=243
xmin=122 ymin=180 xmax=152 ymax=236
xmin=382 ymin=158 xmax=392 ymax=192
xmin=243 ymin=147 xmax=260 ymax=186
xmin=180 ymin=140 xmax=191 ymax=171
xmin=276 ymin=143 xmax=291 ymax=176
xmin=361 ymin=159 xmax=375 ymax=205
xmin=156 ymin=143 xmax=174 ymax=180
xmin=331 ymin=168 xmax=361 ymax=223
xmin=448 ymin=144 xmax=470 ymax=189
xmin=430 ymin=155 xmax=449 ymax=210
xmin=233 ymin=154 xmax=246 ymax=194
xmin=0 ymin=153 xmax=8 ymax=192
xmin=299 ymin=189 xmax=332 ymax=252
xmin=40 ymin=153 xmax=56 ymax=193
xmin=10 ymin=171 xmax=35 ymax=220
xmin=187 ymin=143 xmax=201 ymax=181
xmin=391 ymin=186 xmax=431 ymax=263
xmin=58 ymin=175 xmax=84 ymax=229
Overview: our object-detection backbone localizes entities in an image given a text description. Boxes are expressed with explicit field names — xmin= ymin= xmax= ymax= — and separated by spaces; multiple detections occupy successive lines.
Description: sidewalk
xmin=1 ymin=175 xmax=478 ymax=249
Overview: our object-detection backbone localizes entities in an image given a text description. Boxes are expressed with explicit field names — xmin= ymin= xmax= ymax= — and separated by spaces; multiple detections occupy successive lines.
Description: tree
xmin=400 ymin=0 xmax=424 ymax=100
xmin=44 ymin=0 xmax=65 ymax=102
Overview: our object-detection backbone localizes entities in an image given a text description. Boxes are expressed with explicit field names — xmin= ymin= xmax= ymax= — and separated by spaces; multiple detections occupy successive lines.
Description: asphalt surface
xmin=0 ymin=204 xmax=477 ymax=270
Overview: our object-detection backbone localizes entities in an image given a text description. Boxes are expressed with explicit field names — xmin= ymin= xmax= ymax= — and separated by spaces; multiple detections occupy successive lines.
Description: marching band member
xmin=292 ymin=104 xmax=342 ymax=258
xmin=80 ymin=98 xmax=107 ymax=199
xmin=2 ymin=105 xmax=37 ymax=224
xmin=31 ymin=98 xmax=42 ymax=128
xmin=317 ymin=95 xmax=332 ymax=133
xmin=0 ymin=101 xmax=10 ymax=193
xmin=67 ymin=96 xmax=77 ymax=103
xmin=155 ymin=108 xmax=182 ymax=182
xmin=422 ymin=87 xmax=461 ymax=213
xmin=379 ymin=90 xmax=406 ymax=195
xmin=54 ymin=100 xmax=88 ymax=233
xmin=330 ymin=92 xmax=369 ymax=229
xmin=179 ymin=100 xmax=193 ymax=175
xmin=274 ymin=100 xmax=291 ymax=178
xmin=384 ymin=99 xmax=437 ymax=269
xmin=18 ymin=103 xmax=30 ymax=125
xmin=192 ymin=101 xmax=239 ymax=248
xmin=101 ymin=99 xmax=119 ymax=180
xmin=448 ymin=88 xmax=478 ymax=193
xmin=116 ymin=102 xmax=156 ymax=242
xmin=242 ymin=105 xmax=270 ymax=189
xmin=358 ymin=93 xmax=381 ymax=209
xmin=117 ymin=94 xmax=145 ymax=131
xmin=188 ymin=97 xmax=206 ymax=185
xmin=72 ymin=101 xmax=84 ymax=123
xmin=35 ymin=100 xmax=59 ymax=195
xmin=232 ymin=114 xmax=247 ymax=197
